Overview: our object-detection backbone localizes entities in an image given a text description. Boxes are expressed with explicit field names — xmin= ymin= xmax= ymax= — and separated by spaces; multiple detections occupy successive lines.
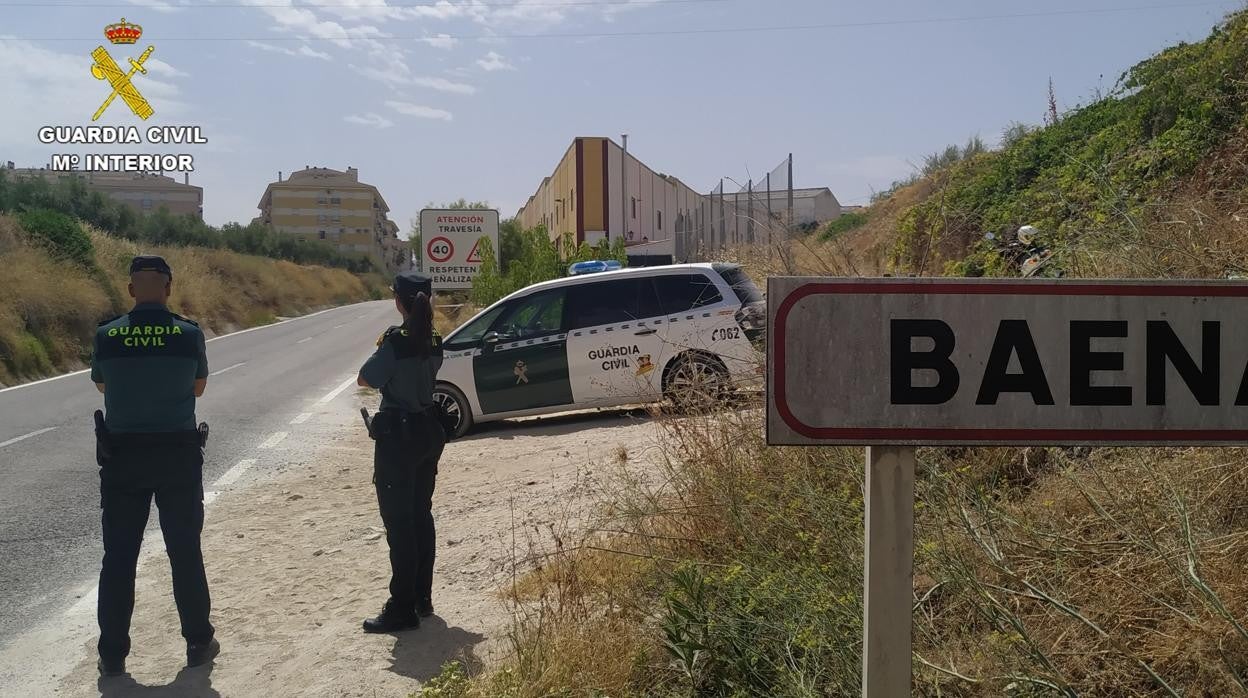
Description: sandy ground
xmin=4 ymin=396 xmax=662 ymax=698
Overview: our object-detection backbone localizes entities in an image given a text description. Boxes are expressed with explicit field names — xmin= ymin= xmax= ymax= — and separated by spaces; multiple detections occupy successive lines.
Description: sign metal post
xmin=862 ymin=445 xmax=915 ymax=698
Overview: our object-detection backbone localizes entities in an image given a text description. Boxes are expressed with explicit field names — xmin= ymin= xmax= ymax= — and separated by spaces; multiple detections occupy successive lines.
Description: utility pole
xmin=621 ymin=134 xmax=628 ymax=243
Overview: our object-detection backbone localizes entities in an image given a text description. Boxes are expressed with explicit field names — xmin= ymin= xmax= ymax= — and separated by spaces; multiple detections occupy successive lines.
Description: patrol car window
xmin=492 ymin=291 xmax=566 ymax=339
xmin=653 ymin=274 xmax=723 ymax=314
xmin=444 ymin=305 xmax=507 ymax=351
xmin=567 ymin=278 xmax=665 ymax=329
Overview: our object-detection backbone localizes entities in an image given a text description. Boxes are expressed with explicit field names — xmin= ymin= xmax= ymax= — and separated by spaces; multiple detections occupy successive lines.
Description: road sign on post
xmin=766 ymin=277 xmax=1248 ymax=696
xmin=419 ymin=208 xmax=499 ymax=291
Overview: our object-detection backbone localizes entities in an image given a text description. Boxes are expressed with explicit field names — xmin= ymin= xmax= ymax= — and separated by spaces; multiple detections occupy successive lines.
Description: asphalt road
xmin=0 ymin=300 xmax=396 ymax=653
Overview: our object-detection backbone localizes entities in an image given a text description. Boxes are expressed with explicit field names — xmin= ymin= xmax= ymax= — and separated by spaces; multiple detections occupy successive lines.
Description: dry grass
xmin=917 ymin=447 xmax=1248 ymax=696
xmin=0 ymin=216 xmax=384 ymax=385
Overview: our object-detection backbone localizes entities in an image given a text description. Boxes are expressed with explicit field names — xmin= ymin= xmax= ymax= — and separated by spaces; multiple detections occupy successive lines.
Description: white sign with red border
xmin=419 ymin=208 xmax=499 ymax=290
xmin=767 ymin=277 xmax=1248 ymax=446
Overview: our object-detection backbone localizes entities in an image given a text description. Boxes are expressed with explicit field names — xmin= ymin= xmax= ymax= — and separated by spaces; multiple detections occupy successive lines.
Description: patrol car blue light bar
xmin=568 ymin=260 xmax=622 ymax=276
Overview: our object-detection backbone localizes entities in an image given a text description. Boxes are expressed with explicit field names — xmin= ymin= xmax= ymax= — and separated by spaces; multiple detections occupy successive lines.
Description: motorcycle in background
xmin=983 ymin=225 xmax=1064 ymax=278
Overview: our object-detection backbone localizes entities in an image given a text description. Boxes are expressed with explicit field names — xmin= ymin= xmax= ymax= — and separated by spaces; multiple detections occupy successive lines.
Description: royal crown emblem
xmin=104 ymin=18 xmax=142 ymax=45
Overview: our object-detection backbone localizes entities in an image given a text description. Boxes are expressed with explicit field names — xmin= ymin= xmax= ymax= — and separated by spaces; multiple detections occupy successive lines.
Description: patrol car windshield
xmin=714 ymin=264 xmax=764 ymax=305
xmin=444 ymin=304 xmax=507 ymax=351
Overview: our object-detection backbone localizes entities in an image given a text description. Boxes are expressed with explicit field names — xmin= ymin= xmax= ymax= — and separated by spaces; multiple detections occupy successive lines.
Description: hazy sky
xmin=0 ymin=0 xmax=1240 ymax=234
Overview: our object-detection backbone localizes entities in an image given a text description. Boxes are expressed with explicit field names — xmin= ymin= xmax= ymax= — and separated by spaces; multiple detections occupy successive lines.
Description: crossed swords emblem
xmin=90 ymin=44 xmax=155 ymax=121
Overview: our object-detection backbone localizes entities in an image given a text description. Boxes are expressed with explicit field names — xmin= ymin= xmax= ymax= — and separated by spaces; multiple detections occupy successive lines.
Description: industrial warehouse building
xmin=515 ymin=137 xmax=841 ymax=263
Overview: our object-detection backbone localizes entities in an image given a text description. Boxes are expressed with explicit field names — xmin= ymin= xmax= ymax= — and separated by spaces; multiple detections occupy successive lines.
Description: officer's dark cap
xmin=129 ymin=255 xmax=172 ymax=279
xmin=392 ymin=271 xmax=432 ymax=298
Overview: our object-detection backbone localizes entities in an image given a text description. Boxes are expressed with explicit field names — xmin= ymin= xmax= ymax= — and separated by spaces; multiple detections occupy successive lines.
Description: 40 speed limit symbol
xmin=426 ymin=236 xmax=454 ymax=263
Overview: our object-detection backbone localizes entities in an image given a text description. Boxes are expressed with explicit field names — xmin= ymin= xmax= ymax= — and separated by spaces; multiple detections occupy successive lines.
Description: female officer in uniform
xmin=357 ymin=271 xmax=446 ymax=632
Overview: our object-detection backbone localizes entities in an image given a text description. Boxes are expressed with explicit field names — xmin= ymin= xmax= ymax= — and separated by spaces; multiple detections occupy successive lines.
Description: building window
xmin=319 ymin=231 xmax=326 ymax=240
xmin=318 ymin=214 xmax=327 ymax=223
xmin=657 ymin=210 xmax=662 ymax=230
xmin=631 ymin=197 xmax=636 ymax=219
xmin=570 ymin=190 xmax=574 ymax=210
xmin=317 ymin=197 xmax=328 ymax=205
xmin=330 ymin=197 xmax=341 ymax=205
xmin=141 ymin=199 xmax=152 ymax=210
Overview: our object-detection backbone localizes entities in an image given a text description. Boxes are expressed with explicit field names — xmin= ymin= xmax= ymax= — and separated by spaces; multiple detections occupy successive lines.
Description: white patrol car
xmin=432 ymin=262 xmax=766 ymax=438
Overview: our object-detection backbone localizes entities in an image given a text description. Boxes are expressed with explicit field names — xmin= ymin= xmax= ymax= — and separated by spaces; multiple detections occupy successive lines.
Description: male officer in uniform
xmin=358 ymin=271 xmax=448 ymax=632
xmin=91 ymin=255 xmax=219 ymax=677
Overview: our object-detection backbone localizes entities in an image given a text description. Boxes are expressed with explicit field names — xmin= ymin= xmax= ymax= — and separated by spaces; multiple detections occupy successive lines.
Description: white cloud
xmin=246 ymin=40 xmax=332 ymax=61
xmin=345 ymin=112 xmax=395 ymax=129
xmin=410 ymin=76 xmax=477 ymax=94
xmin=299 ymin=45 xmax=333 ymax=60
xmin=352 ymin=56 xmax=478 ymax=94
xmin=385 ymin=100 xmax=453 ymax=121
xmin=422 ymin=33 xmax=458 ymax=50
xmin=144 ymin=58 xmax=189 ymax=78
xmin=241 ymin=0 xmax=382 ymax=50
xmin=476 ymin=51 xmax=515 ymax=72
xmin=127 ymin=0 xmax=181 ymax=13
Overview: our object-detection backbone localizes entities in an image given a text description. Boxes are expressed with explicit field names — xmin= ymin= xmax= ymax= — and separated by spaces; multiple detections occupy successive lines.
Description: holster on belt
xmin=371 ymin=409 xmax=430 ymax=440
xmin=94 ymin=409 xmax=112 ymax=460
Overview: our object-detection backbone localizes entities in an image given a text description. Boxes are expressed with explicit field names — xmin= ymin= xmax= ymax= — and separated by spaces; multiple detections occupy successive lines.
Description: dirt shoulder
xmin=43 ymin=403 xmax=660 ymax=697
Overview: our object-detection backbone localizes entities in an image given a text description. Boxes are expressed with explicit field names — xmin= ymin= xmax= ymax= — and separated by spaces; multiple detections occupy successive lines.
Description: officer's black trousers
xmin=97 ymin=438 xmax=213 ymax=662
xmin=373 ymin=413 xmax=445 ymax=611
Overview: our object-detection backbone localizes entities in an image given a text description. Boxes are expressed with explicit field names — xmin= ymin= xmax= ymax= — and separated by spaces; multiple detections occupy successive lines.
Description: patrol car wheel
xmin=433 ymin=384 xmax=472 ymax=439
xmin=664 ymin=354 xmax=729 ymax=413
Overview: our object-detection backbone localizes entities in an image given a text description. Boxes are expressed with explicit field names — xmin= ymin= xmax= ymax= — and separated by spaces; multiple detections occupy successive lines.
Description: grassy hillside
xmin=0 ymin=214 xmax=386 ymax=385
xmin=417 ymin=9 xmax=1248 ymax=698
xmin=845 ymin=9 xmax=1248 ymax=278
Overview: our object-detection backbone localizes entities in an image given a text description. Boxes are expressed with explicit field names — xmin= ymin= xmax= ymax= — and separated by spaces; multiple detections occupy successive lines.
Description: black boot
xmin=417 ymin=598 xmax=434 ymax=618
xmin=186 ymin=638 xmax=220 ymax=668
xmin=98 ymin=657 xmax=126 ymax=678
xmin=363 ymin=601 xmax=419 ymax=633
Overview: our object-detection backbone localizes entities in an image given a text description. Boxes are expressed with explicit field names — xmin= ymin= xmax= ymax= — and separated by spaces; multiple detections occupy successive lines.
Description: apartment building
xmin=254 ymin=165 xmax=404 ymax=274
xmin=4 ymin=163 xmax=203 ymax=218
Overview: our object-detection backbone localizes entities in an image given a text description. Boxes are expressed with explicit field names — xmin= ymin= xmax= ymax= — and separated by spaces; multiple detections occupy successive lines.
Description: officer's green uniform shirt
xmin=91 ymin=302 xmax=208 ymax=433
xmin=360 ymin=327 xmax=442 ymax=413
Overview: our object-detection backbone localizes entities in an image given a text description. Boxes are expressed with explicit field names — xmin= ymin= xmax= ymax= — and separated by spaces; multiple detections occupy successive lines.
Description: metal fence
xmin=685 ymin=154 xmax=793 ymax=262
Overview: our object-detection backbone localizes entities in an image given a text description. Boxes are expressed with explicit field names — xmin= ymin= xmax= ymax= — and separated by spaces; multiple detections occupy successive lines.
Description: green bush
xmin=16 ymin=208 xmax=94 ymax=266
xmin=470 ymin=225 xmax=628 ymax=307
xmin=819 ymin=211 xmax=869 ymax=241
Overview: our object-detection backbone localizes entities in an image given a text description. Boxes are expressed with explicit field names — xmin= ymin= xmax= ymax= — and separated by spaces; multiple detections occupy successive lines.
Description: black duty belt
xmin=94 ymin=410 xmax=208 ymax=450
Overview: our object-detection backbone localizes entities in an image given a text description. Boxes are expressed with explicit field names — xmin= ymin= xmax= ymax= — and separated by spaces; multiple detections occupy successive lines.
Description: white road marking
xmin=296 ymin=337 xmax=313 ymax=344
xmin=290 ymin=412 xmax=312 ymax=425
xmin=258 ymin=432 xmax=288 ymax=450
xmin=333 ymin=323 xmax=346 ymax=329
xmin=0 ymin=301 xmax=379 ymax=394
xmin=319 ymin=376 xmax=356 ymax=404
xmin=210 ymin=362 xmax=246 ymax=377
xmin=0 ymin=427 xmax=57 ymax=449
xmin=67 ymin=584 xmax=98 ymax=616
xmin=213 ymin=459 xmax=257 ymax=488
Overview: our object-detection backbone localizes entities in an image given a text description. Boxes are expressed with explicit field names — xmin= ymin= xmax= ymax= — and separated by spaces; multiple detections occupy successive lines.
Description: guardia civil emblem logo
xmin=91 ymin=18 xmax=156 ymax=121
